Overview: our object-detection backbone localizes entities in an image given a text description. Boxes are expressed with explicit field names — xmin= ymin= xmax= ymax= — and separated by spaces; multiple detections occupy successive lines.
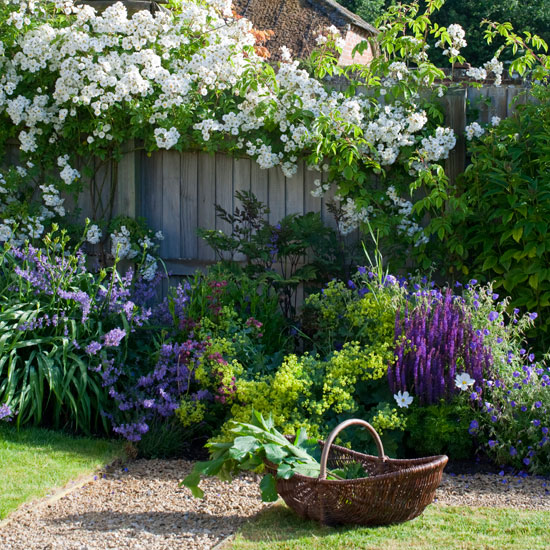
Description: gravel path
xmin=1 ymin=460 xmax=548 ymax=550
xmin=0 ymin=459 xmax=267 ymax=550
xmin=435 ymin=471 xmax=550 ymax=510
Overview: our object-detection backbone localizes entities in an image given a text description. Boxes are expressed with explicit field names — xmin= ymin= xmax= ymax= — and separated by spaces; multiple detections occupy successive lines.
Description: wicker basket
xmin=265 ymin=418 xmax=448 ymax=526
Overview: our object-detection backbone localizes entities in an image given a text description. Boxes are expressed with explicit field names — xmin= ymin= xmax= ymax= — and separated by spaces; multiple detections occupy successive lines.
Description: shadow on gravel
xmin=53 ymin=510 xmax=247 ymax=536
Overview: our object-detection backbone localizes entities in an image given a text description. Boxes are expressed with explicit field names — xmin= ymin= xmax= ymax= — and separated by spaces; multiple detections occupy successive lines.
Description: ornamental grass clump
xmin=388 ymin=288 xmax=493 ymax=405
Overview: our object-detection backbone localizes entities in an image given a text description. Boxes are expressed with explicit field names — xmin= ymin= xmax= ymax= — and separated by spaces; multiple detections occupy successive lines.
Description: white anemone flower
xmin=393 ymin=390 xmax=413 ymax=408
xmin=455 ymin=373 xmax=475 ymax=391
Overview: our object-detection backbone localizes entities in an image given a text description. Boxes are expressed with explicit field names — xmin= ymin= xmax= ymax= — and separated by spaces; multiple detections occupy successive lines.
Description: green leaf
xmin=232 ymin=436 xmax=259 ymax=454
xmin=512 ymin=226 xmax=523 ymax=242
xmin=180 ymin=469 xmax=205 ymax=499
xmin=263 ymin=443 xmax=287 ymax=464
xmin=482 ymin=256 xmax=497 ymax=271
xmin=276 ymin=463 xmax=294 ymax=480
xmin=259 ymin=474 xmax=278 ymax=502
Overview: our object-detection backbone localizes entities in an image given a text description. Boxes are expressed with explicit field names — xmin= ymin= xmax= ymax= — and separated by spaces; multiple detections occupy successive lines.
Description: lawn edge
xmin=0 ymin=454 xmax=128 ymax=529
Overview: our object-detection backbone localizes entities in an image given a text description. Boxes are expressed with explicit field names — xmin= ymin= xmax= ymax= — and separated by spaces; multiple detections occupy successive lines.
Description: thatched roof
xmin=233 ymin=0 xmax=377 ymax=61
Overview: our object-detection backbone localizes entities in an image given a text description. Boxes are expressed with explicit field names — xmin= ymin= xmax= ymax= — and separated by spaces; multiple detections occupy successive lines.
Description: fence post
xmin=443 ymin=87 xmax=467 ymax=185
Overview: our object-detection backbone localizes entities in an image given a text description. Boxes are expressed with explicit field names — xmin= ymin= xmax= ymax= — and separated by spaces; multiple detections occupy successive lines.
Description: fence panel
xmin=2 ymin=85 xmax=533 ymax=274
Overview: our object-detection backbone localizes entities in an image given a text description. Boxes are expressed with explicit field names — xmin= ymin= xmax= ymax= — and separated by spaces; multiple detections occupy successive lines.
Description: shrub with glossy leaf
xmin=451 ymin=84 xmax=550 ymax=349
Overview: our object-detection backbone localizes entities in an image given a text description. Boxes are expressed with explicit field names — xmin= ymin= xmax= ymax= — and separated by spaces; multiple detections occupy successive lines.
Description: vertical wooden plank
xmin=215 ymin=154 xmax=234 ymax=260
xmin=90 ymin=158 xmax=111 ymax=222
xmin=250 ymin=161 xmax=268 ymax=209
xmin=506 ymin=86 xmax=528 ymax=117
xmin=141 ymin=150 xmax=163 ymax=244
xmin=321 ymin=176 xmax=338 ymax=230
xmin=233 ymin=157 xmax=252 ymax=262
xmin=234 ymin=157 xmax=252 ymax=199
xmin=285 ymin=161 xmax=304 ymax=216
xmin=443 ymin=88 xmax=466 ymax=184
xmin=487 ymin=86 xmax=508 ymax=121
xmin=181 ymin=152 xmax=198 ymax=260
xmin=197 ymin=152 xmax=216 ymax=261
xmin=268 ymin=166 xmax=286 ymax=224
xmin=114 ymin=140 xmax=138 ymax=219
xmin=161 ymin=150 xmax=181 ymax=259
xmin=304 ymin=165 xmax=322 ymax=215
xmin=215 ymin=154 xmax=234 ymax=235
xmin=467 ymin=87 xmax=487 ymax=123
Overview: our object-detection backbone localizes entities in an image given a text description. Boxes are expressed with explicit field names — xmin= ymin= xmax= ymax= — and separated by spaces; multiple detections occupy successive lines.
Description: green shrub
xmin=446 ymin=85 xmax=550 ymax=351
xmin=405 ymin=402 xmax=474 ymax=459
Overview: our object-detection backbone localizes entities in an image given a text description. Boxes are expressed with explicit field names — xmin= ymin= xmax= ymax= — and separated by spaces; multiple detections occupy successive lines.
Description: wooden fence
xmin=5 ymin=85 xmax=531 ymax=274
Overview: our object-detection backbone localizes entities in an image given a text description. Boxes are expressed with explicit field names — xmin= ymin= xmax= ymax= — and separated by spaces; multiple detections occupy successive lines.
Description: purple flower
xmin=0 ymin=404 xmax=13 ymax=421
xmin=535 ymin=401 xmax=542 ymax=409
xmin=85 ymin=341 xmax=102 ymax=356
xmin=357 ymin=266 xmax=367 ymax=275
xmin=528 ymin=312 xmax=538 ymax=320
xmin=488 ymin=440 xmax=497 ymax=448
xmin=103 ymin=328 xmax=126 ymax=347
xmin=468 ymin=420 xmax=479 ymax=434
xmin=492 ymin=293 xmax=499 ymax=300
xmin=533 ymin=420 xmax=541 ymax=427
xmin=488 ymin=311 xmax=499 ymax=322
xmin=523 ymin=458 xmax=530 ymax=466
xmin=491 ymin=415 xmax=498 ymax=422
xmin=510 ymin=446 xmax=517 ymax=456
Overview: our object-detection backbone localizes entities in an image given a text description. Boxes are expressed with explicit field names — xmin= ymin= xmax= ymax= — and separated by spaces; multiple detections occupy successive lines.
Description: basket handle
xmin=319 ymin=419 xmax=387 ymax=480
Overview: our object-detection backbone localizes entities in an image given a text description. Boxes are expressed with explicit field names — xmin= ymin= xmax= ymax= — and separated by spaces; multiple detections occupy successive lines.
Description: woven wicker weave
xmin=265 ymin=419 xmax=448 ymax=526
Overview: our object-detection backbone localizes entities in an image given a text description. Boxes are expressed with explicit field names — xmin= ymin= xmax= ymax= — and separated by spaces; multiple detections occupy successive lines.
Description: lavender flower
xmin=0 ymin=404 xmax=13 ymax=421
xmin=103 ymin=328 xmax=126 ymax=347
xmin=85 ymin=341 xmax=102 ymax=356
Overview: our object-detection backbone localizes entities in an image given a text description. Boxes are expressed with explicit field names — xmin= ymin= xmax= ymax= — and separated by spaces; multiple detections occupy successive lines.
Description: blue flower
xmin=523 ymin=458 xmax=530 ymax=466
xmin=510 ymin=446 xmax=517 ymax=456
xmin=535 ymin=401 xmax=542 ymax=408
xmin=488 ymin=440 xmax=497 ymax=448
xmin=488 ymin=311 xmax=499 ymax=322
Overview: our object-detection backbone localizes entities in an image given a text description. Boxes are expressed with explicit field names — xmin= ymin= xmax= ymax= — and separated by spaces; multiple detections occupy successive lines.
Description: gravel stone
xmin=1 ymin=460 xmax=548 ymax=550
xmin=435 ymin=472 xmax=550 ymax=509
xmin=0 ymin=459 xmax=267 ymax=550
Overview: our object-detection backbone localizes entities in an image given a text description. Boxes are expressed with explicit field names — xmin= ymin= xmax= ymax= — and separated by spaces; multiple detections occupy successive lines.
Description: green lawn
xmin=229 ymin=502 xmax=550 ymax=550
xmin=0 ymin=424 xmax=124 ymax=520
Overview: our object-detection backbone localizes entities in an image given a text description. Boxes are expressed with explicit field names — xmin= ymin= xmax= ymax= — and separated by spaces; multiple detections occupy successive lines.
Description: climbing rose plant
xmin=0 ymin=0 xmax=547 ymax=256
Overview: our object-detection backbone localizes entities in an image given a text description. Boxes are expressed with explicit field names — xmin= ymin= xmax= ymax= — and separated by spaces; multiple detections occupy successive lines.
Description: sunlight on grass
xmin=229 ymin=502 xmax=550 ymax=550
xmin=0 ymin=425 xmax=124 ymax=520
